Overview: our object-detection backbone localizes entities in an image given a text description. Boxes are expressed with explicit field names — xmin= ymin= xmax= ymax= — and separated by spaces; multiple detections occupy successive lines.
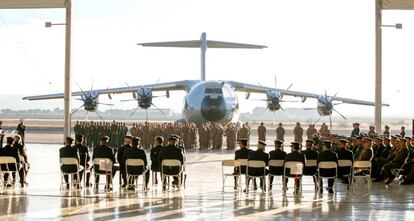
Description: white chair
xmin=391 ymin=156 xmax=410 ymax=184
xmin=268 ymin=159 xmax=284 ymax=191
xmin=0 ymin=157 xmax=19 ymax=189
xmin=352 ymin=161 xmax=371 ymax=192
xmin=93 ymin=158 xmax=113 ymax=191
xmin=60 ymin=157 xmax=83 ymax=191
xmin=317 ymin=161 xmax=338 ymax=194
xmin=221 ymin=160 xmax=241 ymax=192
xmin=304 ymin=159 xmax=318 ymax=190
xmin=246 ymin=160 xmax=267 ymax=193
xmin=125 ymin=159 xmax=148 ymax=192
xmin=238 ymin=159 xmax=248 ymax=189
xmin=283 ymin=161 xmax=304 ymax=194
xmin=338 ymin=159 xmax=353 ymax=190
xmin=161 ymin=159 xmax=183 ymax=191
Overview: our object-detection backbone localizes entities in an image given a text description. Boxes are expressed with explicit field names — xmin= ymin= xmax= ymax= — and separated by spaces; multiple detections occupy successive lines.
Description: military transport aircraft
xmin=23 ymin=33 xmax=385 ymax=125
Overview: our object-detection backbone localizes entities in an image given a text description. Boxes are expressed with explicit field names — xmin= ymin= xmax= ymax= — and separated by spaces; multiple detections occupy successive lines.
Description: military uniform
xmin=123 ymin=145 xmax=150 ymax=188
xmin=317 ymin=149 xmax=338 ymax=191
xmin=336 ymin=147 xmax=353 ymax=177
xmin=59 ymin=144 xmax=80 ymax=186
xmin=92 ymin=143 xmax=116 ymax=187
xmin=268 ymin=148 xmax=287 ymax=186
xmin=293 ymin=125 xmax=304 ymax=143
xmin=257 ymin=124 xmax=266 ymax=142
xmin=247 ymin=149 xmax=269 ymax=189
xmin=303 ymin=148 xmax=319 ymax=175
xmin=276 ymin=125 xmax=285 ymax=142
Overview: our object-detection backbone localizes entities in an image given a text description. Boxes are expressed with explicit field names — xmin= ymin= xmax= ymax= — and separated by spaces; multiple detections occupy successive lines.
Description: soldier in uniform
xmin=383 ymin=125 xmax=391 ymax=137
xmin=257 ymin=122 xmax=267 ymax=142
xmin=123 ymin=136 xmax=149 ymax=190
xmin=284 ymin=142 xmax=306 ymax=191
xmin=400 ymin=126 xmax=406 ymax=138
xmin=303 ymin=140 xmax=318 ymax=179
xmin=117 ymin=135 xmax=132 ymax=188
xmin=151 ymin=136 xmax=164 ymax=184
xmin=356 ymin=137 xmax=373 ymax=161
xmin=276 ymin=123 xmax=285 ymax=142
xmin=336 ymin=139 xmax=353 ymax=185
xmin=317 ymin=140 xmax=338 ymax=194
xmin=92 ymin=136 xmax=116 ymax=191
xmin=234 ymin=138 xmax=252 ymax=188
xmin=293 ymin=122 xmax=304 ymax=144
xmin=367 ymin=126 xmax=376 ymax=138
xmin=59 ymin=137 xmax=80 ymax=189
xmin=238 ymin=124 xmax=250 ymax=147
xmin=351 ymin=123 xmax=360 ymax=138
xmin=74 ymin=134 xmax=91 ymax=187
xmin=268 ymin=140 xmax=287 ymax=189
xmin=0 ymin=121 xmax=5 ymax=148
xmin=159 ymin=135 xmax=184 ymax=190
xmin=383 ymin=138 xmax=409 ymax=185
xmin=352 ymin=136 xmax=364 ymax=160
xmin=247 ymin=140 xmax=269 ymax=190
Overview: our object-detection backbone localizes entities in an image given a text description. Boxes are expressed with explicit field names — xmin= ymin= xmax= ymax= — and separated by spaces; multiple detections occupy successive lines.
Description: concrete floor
xmin=1 ymin=144 xmax=414 ymax=220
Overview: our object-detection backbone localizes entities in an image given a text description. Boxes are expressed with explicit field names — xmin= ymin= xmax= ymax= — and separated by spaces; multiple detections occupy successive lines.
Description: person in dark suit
xmin=373 ymin=137 xmax=393 ymax=181
xmin=303 ymin=140 xmax=318 ymax=176
xmin=74 ymin=134 xmax=91 ymax=187
xmin=123 ymin=136 xmax=150 ymax=190
xmin=234 ymin=138 xmax=252 ymax=188
xmin=284 ymin=142 xmax=306 ymax=191
xmin=117 ymin=135 xmax=132 ymax=188
xmin=92 ymin=136 xmax=116 ymax=190
xmin=159 ymin=135 xmax=184 ymax=190
xmin=336 ymin=139 xmax=353 ymax=185
xmin=247 ymin=140 xmax=269 ymax=190
xmin=268 ymin=140 xmax=287 ymax=189
xmin=317 ymin=140 xmax=338 ymax=194
xmin=1 ymin=137 xmax=24 ymax=187
xmin=59 ymin=137 xmax=80 ymax=189
xmin=150 ymin=136 xmax=164 ymax=184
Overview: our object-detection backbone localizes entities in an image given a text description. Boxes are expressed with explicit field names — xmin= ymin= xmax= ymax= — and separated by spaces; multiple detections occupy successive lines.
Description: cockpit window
xmin=205 ymin=88 xmax=222 ymax=94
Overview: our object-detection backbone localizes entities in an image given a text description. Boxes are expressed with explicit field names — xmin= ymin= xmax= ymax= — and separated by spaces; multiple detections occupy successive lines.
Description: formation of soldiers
xmin=74 ymin=121 xmax=128 ymax=148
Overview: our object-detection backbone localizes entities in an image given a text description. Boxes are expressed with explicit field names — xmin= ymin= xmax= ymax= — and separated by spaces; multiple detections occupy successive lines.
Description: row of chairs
xmin=222 ymin=159 xmax=373 ymax=193
xmin=60 ymin=158 xmax=185 ymax=192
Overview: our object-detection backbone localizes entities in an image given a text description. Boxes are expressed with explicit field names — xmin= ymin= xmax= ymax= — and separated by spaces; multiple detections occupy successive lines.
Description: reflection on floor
xmin=1 ymin=144 xmax=414 ymax=220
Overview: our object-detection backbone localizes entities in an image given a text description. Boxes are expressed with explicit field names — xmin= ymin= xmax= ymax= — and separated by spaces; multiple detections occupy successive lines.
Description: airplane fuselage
xmin=182 ymin=81 xmax=239 ymax=125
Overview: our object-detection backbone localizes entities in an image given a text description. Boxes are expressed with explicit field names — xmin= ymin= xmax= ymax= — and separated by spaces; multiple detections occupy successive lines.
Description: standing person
xmin=117 ymin=135 xmax=133 ymax=188
xmin=317 ymin=140 xmax=338 ymax=194
xmin=306 ymin=124 xmax=314 ymax=140
xmin=383 ymin=125 xmax=391 ymax=137
xmin=0 ymin=121 xmax=5 ymax=148
xmin=14 ymin=135 xmax=29 ymax=186
xmin=16 ymin=120 xmax=26 ymax=145
xmin=400 ymin=126 xmax=406 ymax=138
xmin=238 ymin=124 xmax=250 ymax=146
xmin=123 ymin=136 xmax=150 ymax=190
xmin=293 ymin=122 xmax=304 ymax=144
xmin=151 ymin=136 xmax=164 ymax=184
xmin=367 ymin=126 xmax=376 ymax=138
xmin=276 ymin=123 xmax=285 ymax=142
xmin=351 ymin=123 xmax=360 ymax=138
xmin=74 ymin=134 xmax=91 ymax=188
xmin=59 ymin=137 xmax=80 ymax=189
xmin=257 ymin=122 xmax=267 ymax=142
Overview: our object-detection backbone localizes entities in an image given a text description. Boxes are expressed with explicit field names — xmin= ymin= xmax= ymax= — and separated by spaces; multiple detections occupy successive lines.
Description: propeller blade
xmin=273 ymin=111 xmax=276 ymax=126
xmin=85 ymin=111 xmax=89 ymax=121
xmin=304 ymin=108 xmax=316 ymax=110
xmin=333 ymin=102 xmax=343 ymax=106
xmin=96 ymin=111 xmax=105 ymax=121
xmin=76 ymin=82 xmax=87 ymax=98
xmin=71 ymin=104 xmax=85 ymax=115
xmin=129 ymin=106 xmax=140 ymax=117
xmin=150 ymin=102 xmax=165 ymax=115
xmin=258 ymin=107 xmax=269 ymax=116
xmin=314 ymin=116 xmax=322 ymax=124
xmin=329 ymin=115 xmax=332 ymax=130
xmin=333 ymin=108 xmax=347 ymax=120
xmin=120 ymin=99 xmax=137 ymax=102
xmin=280 ymin=100 xmax=299 ymax=103
xmin=90 ymin=79 xmax=94 ymax=93
xmin=274 ymin=75 xmax=277 ymax=90
xmin=145 ymin=109 xmax=148 ymax=122
xmin=285 ymin=83 xmax=294 ymax=92
xmin=74 ymin=98 xmax=84 ymax=101
xmin=324 ymin=90 xmax=328 ymax=100
xmin=96 ymin=102 xmax=114 ymax=106
xmin=330 ymin=92 xmax=338 ymax=102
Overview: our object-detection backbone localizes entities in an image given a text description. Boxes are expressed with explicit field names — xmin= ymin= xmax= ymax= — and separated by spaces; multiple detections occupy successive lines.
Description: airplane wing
xmin=22 ymin=80 xmax=199 ymax=101
xmin=227 ymin=81 xmax=389 ymax=107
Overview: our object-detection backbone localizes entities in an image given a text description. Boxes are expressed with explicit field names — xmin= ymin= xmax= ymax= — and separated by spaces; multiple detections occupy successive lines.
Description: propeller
xmin=71 ymin=82 xmax=112 ymax=120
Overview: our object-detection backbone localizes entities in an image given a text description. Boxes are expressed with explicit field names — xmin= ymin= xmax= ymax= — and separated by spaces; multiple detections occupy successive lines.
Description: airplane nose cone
xmin=201 ymin=96 xmax=226 ymax=122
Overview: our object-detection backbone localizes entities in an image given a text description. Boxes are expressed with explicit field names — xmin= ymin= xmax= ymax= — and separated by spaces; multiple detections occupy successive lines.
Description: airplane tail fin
xmin=138 ymin=32 xmax=266 ymax=81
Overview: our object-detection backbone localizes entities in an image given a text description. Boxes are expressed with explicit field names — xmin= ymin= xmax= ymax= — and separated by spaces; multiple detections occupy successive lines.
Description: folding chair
xmin=221 ymin=160 xmax=241 ymax=192
xmin=238 ymin=159 xmax=248 ymax=189
xmin=60 ymin=157 xmax=82 ymax=191
xmin=283 ymin=161 xmax=304 ymax=194
xmin=317 ymin=161 xmax=338 ymax=194
xmin=338 ymin=159 xmax=353 ymax=190
xmin=0 ymin=157 xmax=19 ymax=189
xmin=352 ymin=161 xmax=371 ymax=192
xmin=268 ymin=159 xmax=284 ymax=191
xmin=125 ymin=159 xmax=148 ymax=192
xmin=246 ymin=160 xmax=267 ymax=193
xmin=93 ymin=158 xmax=113 ymax=191
xmin=391 ymin=156 xmax=410 ymax=184
xmin=161 ymin=159 xmax=183 ymax=191
xmin=304 ymin=159 xmax=318 ymax=190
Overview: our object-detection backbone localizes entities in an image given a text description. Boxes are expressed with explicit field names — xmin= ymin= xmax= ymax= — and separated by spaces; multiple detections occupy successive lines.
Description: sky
xmin=0 ymin=0 xmax=413 ymax=119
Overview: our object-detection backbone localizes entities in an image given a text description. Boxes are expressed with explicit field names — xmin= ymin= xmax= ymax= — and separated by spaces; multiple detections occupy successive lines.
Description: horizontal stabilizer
xmin=138 ymin=40 xmax=266 ymax=49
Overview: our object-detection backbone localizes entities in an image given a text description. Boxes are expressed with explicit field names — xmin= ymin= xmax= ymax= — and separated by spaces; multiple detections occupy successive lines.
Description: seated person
xmin=234 ymin=138 xmax=252 ymax=188
xmin=59 ymin=137 xmax=81 ymax=189
xmin=336 ymin=139 xmax=354 ymax=185
xmin=317 ymin=140 xmax=338 ymax=194
xmin=159 ymin=135 xmax=184 ymax=190
xmin=383 ymin=138 xmax=409 ymax=185
xmin=92 ymin=136 xmax=116 ymax=191
xmin=247 ymin=140 xmax=269 ymax=190
xmin=1 ymin=137 xmax=25 ymax=188
xmin=268 ymin=140 xmax=287 ymax=189
xmin=74 ymin=134 xmax=91 ymax=187
xmin=284 ymin=142 xmax=306 ymax=192
xmin=123 ymin=137 xmax=150 ymax=190
xmin=303 ymin=140 xmax=318 ymax=176
xmin=117 ymin=135 xmax=133 ymax=188
xmin=150 ymin=136 xmax=164 ymax=184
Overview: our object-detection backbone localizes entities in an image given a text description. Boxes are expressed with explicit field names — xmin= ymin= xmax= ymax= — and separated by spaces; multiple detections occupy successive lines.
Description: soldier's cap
xmin=75 ymin=134 xmax=83 ymax=142
xmin=290 ymin=142 xmax=300 ymax=146
xmin=305 ymin=139 xmax=314 ymax=144
xmin=363 ymin=137 xmax=373 ymax=141
xmin=6 ymin=137 xmax=14 ymax=143
xmin=258 ymin=140 xmax=266 ymax=146
xmin=406 ymin=137 xmax=412 ymax=140
xmin=391 ymin=135 xmax=398 ymax=139
xmin=274 ymin=140 xmax=283 ymax=145
xmin=100 ymin=136 xmax=109 ymax=142
xmin=66 ymin=136 xmax=74 ymax=143
xmin=347 ymin=137 xmax=355 ymax=141
xmin=375 ymin=137 xmax=383 ymax=141
xmin=399 ymin=138 xmax=407 ymax=142
xmin=322 ymin=140 xmax=333 ymax=144
xmin=395 ymin=135 xmax=402 ymax=138
xmin=356 ymin=135 xmax=363 ymax=139
xmin=124 ymin=135 xmax=132 ymax=139
xmin=339 ymin=139 xmax=348 ymax=143
xmin=132 ymin=136 xmax=141 ymax=142
xmin=169 ymin=134 xmax=179 ymax=141
xmin=238 ymin=138 xmax=249 ymax=142
xmin=383 ymin=136 xmax=391 ymax=141
xmin=353 ymin=122 xmax=360 ymax=125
